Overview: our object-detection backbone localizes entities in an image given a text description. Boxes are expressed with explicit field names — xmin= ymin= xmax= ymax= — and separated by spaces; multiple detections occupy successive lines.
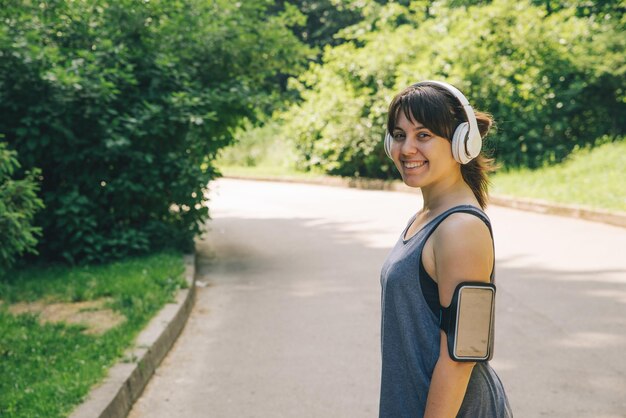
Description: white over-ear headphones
xmin=384 ymin=80 xmax=482 ymax=164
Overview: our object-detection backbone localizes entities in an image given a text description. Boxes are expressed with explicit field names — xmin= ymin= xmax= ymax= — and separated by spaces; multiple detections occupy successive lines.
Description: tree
xmin=0 ymin=141 xmax=44 ymax=274
xmin=277 ymin=0 xmax=625 ymax=176
xmin=0 ymin=0 xmax=313 ymax=264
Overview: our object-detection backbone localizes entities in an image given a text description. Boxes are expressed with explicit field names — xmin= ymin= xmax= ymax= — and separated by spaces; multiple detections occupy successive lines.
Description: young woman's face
xmin=390 ymin=110 xmax=458 ymax=188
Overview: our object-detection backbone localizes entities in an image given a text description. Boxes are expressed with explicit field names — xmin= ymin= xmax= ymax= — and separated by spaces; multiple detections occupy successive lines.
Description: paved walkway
xmin=129 ymin=179 xmax=626 ymax=418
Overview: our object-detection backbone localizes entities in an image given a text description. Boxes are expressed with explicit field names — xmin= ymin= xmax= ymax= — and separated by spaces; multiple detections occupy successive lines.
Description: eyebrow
xmin=393 ymin=123 xmax=427 ymax=132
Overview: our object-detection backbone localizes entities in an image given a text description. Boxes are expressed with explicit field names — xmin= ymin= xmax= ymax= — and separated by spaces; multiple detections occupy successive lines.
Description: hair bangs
xmin=387 ymin=84 xmax=458 ymax=140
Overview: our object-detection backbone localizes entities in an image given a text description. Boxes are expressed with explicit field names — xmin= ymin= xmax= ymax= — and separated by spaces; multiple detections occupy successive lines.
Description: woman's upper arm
xmin=432 ymin=213 xmax=494 ymax=308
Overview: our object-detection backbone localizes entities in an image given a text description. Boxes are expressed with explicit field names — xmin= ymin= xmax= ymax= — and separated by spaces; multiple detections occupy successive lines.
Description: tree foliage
xmin=277 ymin=0 xmax=625 ymax=177
xmin=0 ymin=0 xmax=312 ymax=264
xmin=275 ymin=0 xmax=416 ymax=50
xmin=0 ymin=141 xmax=44 ymax=274
xmin=272 ymin=0 xmax=365 ymax=49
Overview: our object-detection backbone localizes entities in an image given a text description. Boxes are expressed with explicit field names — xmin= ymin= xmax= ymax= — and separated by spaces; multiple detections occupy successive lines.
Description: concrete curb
xmin=488 ymin=195 xmax=626 ymax=229
xmin=223 ymin=174 xmax=422 ymax=194
xmin=69 ymin=253 xmax=197 ymax=418
xmin=223 ymin=174 xmax=626 ymax=229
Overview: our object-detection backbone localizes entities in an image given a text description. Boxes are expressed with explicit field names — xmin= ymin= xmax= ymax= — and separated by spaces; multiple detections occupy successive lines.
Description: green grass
xmin=219 ymin=138 xmax=626 ymax=213
xmin=217 ymin=119 xmax=330 ymax=180
xmin=490 ymin=140 xmax=626 ymax=212
xmin=0 ymin=251 xmax=187 ymax=418
xmin=218 ymin=163 xmax=323 ymax=179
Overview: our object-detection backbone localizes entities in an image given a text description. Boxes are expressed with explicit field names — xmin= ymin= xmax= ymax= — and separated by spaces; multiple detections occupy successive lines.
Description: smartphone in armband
xmin=439 ymin=282 xmax=496 ymax=362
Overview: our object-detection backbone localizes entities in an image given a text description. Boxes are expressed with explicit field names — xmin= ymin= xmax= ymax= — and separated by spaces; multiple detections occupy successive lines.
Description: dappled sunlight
xmin=588 ymin=375 xmax=626 ymax=398
xmin=498 ymin=259 xmax=626 ymax=285
xmin=587 ymin=289 xmax=626 ymax=304
xmin=488 ymin=358 xmax=517 ymax=373
xmin=202 ymin=178 xmax=626 ymax=417
xmin=208 ymin=178 xmax=421 ymax=250
xmin=289 ymin=280 xmax=355 ymax=298
xmin=304 ymin=218 xmax=401 ymax=249
xmin=555 ymin=332 xmax=625 ymax=349
xmin=489 ymin=205 xmax=626 ymax=281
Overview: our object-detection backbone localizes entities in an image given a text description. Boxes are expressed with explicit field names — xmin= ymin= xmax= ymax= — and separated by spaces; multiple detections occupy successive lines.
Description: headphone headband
xmin=383 ymin=80 xmax=482 ymax=164
xmin=413 ymin=80 xmax=481 ymax=149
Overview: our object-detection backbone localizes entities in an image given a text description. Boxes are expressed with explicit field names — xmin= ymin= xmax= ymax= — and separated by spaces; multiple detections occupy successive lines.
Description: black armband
xmin=439 ymin=282 xmax=496 ymax=362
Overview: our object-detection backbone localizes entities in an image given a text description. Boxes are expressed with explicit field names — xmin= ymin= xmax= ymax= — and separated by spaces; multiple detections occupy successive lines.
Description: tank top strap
xmin=419 ymin=205 xmax=495 ymax=281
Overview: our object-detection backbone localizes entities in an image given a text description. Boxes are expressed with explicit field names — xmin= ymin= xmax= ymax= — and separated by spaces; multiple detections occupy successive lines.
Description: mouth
xmin=402 ymin=160 xmax=428 ymax=170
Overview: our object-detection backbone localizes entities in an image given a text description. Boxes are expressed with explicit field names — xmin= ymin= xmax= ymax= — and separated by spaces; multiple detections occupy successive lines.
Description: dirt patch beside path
xmin=7 ymin=298 xmax=125 ymax=335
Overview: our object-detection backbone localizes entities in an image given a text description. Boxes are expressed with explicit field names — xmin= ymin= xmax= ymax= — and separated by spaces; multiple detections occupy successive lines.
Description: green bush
xmin=278 ymin=0 xmax=625 ymax=176
xmin=0 ymin=141 xmax=44 ymax=274
xmin=0 ymin=0 xmax=311 ymax=264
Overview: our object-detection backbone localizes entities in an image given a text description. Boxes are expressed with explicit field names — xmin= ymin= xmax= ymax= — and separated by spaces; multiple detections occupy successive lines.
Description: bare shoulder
xmin=434 ymin=212 xmax=493 ymax=250
xmin=432 ymin=211 xmax=494 ymax=306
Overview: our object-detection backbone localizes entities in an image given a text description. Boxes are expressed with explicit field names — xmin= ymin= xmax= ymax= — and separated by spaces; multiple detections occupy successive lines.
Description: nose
xmin=400 ymin=135 xmax=419 ymax=156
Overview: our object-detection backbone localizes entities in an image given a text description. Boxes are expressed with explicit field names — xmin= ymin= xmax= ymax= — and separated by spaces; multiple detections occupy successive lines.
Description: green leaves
xmin=0 ymin=142 xmax=44 ymax=274
xmin=1 ymin=0 xmax=310 ymax=265
xmin=278 ymin=0 xmax=625 ymax=176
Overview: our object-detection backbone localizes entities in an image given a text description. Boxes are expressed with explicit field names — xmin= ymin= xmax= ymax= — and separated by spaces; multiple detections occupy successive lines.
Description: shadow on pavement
xmin=176 ymin=215 xmax=626 ymax=418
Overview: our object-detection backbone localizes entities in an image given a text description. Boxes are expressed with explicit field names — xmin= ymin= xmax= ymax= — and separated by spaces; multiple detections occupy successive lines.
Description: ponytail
xmin=461 ymin=111 xmax=497 ymax=209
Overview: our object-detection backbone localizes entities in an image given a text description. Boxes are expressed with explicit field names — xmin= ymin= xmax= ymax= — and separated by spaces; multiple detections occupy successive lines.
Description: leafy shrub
xmin=0 ymin=141 xmax=44 ymax=274
xmin=279 ymin=0 xmax=625 ymax=176
xmin=0 ymin=0 xmax=311 ymax=264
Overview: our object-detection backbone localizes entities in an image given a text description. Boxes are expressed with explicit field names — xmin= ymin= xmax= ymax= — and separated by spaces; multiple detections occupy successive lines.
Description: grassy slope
xmin=490 ymin=140 xmax=626 ymax=212
xmin=0 ymin=251 xmax=186 ymax=418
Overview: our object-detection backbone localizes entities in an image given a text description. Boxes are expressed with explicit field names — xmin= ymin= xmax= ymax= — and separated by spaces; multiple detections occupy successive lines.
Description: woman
xmin=379 ymin=81 xmax=513 ymax=417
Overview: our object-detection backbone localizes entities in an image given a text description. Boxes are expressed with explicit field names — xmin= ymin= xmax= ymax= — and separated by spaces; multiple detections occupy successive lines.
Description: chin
xmin=400 ymin=175 xmax=425 ymax=189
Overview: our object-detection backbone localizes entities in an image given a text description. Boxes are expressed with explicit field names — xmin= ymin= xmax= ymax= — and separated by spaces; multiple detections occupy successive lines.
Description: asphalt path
xmin=129 ymin=178 xmax=626 ymax=418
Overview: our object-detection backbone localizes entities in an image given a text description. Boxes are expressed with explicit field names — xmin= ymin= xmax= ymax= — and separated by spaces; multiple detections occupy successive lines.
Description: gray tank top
xmin=379 ymin=205 xmax=513 ymax=417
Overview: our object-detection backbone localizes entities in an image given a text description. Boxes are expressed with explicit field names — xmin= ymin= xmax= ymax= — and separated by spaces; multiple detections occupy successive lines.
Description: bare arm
xmin=423 ymin=213 xmax=494 ymax=418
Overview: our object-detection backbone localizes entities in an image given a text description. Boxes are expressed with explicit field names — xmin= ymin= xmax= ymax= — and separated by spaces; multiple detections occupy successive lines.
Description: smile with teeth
xmin=402 ymin=161 xmax=427 ymax=169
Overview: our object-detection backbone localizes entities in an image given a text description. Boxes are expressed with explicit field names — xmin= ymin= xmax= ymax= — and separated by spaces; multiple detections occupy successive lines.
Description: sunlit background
xmin=1 ymin=1 xmax=624 ymax=417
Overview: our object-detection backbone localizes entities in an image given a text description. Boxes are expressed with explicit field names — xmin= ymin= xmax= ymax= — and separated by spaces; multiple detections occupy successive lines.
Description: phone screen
xmin=455 ymin=286 xmax=494 ymax=359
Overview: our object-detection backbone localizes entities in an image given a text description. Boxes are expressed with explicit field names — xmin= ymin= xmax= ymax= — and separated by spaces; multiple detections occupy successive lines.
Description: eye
xmin=417 ymin=131 xmax=432 ymax=140
xmin=392 ymin=132 xmax=405 ymax=141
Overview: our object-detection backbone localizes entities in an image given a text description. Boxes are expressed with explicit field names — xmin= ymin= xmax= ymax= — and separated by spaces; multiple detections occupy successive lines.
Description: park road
xmin=128 ymin=178 xmax=626 ymax=418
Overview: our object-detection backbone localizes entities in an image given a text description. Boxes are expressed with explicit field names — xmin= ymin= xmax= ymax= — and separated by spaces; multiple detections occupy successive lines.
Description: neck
xmin=419 ymin=170 xmax=476 ymax=214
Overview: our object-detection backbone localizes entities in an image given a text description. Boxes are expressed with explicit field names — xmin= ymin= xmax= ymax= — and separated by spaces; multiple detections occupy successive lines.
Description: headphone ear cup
xmin=384 ymin=132 xmax=393 ymax=159
xmin=451 ymin=122 xmax=471 ymax=164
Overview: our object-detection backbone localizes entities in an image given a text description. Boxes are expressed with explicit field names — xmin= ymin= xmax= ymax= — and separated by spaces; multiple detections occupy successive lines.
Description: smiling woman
xmin=379 ymin=81 xmax=512 ymax=418
xmin=385 ymin=82 xmax=496 ymax=209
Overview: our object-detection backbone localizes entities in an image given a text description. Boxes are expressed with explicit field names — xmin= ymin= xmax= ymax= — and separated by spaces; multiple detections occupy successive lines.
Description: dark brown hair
xmin=386 ymin=82 xmax=496 ymax=209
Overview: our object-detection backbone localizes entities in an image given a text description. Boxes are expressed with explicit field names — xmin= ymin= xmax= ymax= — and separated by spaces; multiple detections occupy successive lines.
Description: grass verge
xmin=0 ymin=251 xmax=187 ymax=418
xmin=490 ymin=140 xmax=626 ymax=212
xmin=218 ymin=140 xmax=626 ymax=212
xmin=218 ymin=164 xmax=324 ymax=179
